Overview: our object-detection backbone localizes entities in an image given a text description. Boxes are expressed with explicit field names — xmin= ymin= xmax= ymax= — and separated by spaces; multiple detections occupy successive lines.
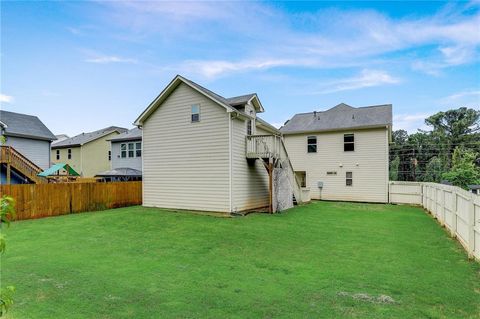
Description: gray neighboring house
xmin=109 ymin=128 xmax=142 ymax=172
xmin=0 ymin=110 xmax=56 ymax=170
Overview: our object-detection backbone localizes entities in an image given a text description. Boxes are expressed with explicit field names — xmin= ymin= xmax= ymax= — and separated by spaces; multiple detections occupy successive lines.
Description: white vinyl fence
xmin=389 ymin=181 xmax=480 ymax=261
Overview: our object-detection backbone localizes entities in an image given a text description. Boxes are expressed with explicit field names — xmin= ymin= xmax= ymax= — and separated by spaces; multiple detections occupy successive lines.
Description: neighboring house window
xmin=307 ymin=136 xmax=317 ymax=153
xmin=108 ymin=151 xmax=111 ymax=161
xmin=135 ymin=142 xmax=141 ymax=157
xmin=344 ymin=134 xmax=355 ymax=152
xmin=346 ymin=172 xmax=353 ymax=186
xmin=128 ymin=143 xmax=134 ymax=158
xmin=191 ymin=104 xmax=200 ymax=122
xmin=68 ymin=149 xmax=72 ymax=159
xmin=56 ymin=150 xmax=60 ymax=160
xmin=247 ymin=120 xmax=252 ymax=135
xmin=121 ymin=144 xmax=127 ymax=158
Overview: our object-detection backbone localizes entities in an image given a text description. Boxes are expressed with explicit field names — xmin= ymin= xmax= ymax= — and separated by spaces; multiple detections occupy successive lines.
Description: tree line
xmin=389 ymin=107 xmax=480 ymax=189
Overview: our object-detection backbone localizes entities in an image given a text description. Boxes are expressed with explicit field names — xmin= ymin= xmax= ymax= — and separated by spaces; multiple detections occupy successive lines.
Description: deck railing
xmin=0 ymin=145 xmax=45 ymax=183
xmin=246 ymin=135 xmax=282 ymax=159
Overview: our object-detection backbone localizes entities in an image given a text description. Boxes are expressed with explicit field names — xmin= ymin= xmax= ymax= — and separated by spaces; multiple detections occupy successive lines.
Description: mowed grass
xmin=2 ymin=201 xmax=480 ymax=319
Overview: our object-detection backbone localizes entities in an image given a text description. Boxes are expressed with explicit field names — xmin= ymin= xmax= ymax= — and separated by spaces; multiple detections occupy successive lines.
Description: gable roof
xmin=134 ymin=75 xmax=264 ymax=126
xmin=109 ymin=127 xmax=142 ymax=142
xmin=52 ymin=126 xmax=128 ymax=149
xmin=0 ymin=110 xmax=56 ymax=141
xmin=280 ymin=103 xmax=392 ymax=134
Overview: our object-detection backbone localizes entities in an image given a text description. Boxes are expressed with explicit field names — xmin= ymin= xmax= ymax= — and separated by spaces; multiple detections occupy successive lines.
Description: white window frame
xmin=191 ymin=104 xmax=200 ymax=122
xmin=344 ymin=133 xmax=355 ymax=152
xmin=121 ymin=143 xmax=127 ymax=158
xmin=346 ymin=171 xmax=353 ymax=186
xmin=128 ymin=143 xmax=135 ymax=158
xmin=307 ymin=136 xmax=317 ymax=153
xmin=135 ymin=142 xmax=141 ymax=157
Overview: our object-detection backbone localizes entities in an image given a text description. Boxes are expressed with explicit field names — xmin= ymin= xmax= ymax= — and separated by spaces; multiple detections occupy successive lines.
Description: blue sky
xmin=1 ymin=1 xmax=479 ymax=136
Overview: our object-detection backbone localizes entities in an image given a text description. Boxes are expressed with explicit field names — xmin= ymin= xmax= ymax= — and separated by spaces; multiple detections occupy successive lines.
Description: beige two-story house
xmin=51 ymin=126 xmax=127 ymax=177
xmin=134 ymin=75 xmax=305 ymax=214
xmin=280 ymin=103 xmax=392 ymax=203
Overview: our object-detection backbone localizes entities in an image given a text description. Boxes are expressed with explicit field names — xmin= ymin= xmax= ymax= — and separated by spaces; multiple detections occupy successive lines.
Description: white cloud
xmin=440 ymin=89 xmax=480 ymax=108
xmin=310 ymin=69 xmax=400 ymax=95
xmin=0 ymin=94 xmax=14 ymax=103
xmin=393 ymin=113 xmax=431 ymax=133
xmin=182 ymin=58 xmax=315 ymax=79
xmin=96 ymin=1 xmax=480 ymax=79
xmin=85 ymin=55 xmax=137 ymax=64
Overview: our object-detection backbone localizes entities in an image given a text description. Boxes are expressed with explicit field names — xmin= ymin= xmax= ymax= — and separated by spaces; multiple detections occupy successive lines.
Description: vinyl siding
xmin=50 ymin=132 xmax=119 ymax=177
xmin=81 ymin=131 xmax=120 ymax=177
xmin=111 ymin=140 xmax=142 ymax=171
xmin=231 ymin=118 xmax=270 ymax=212
xmin=283 ymin=128 xmax=389 ymax=203
xmin=51 ymin=147 xmax=82 ymax=174
xmin=142 ymin=83 xmax=230 ymax=212
xmin=6 ymin=136 xmax=51 ymax=170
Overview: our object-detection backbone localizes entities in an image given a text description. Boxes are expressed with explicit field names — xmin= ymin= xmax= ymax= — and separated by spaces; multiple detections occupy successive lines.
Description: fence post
xmin=451 ymin=191 xmax=458 ymax=238
xmin=440 ymin=188 xmax=445 ymax=226
xmin=467 ymin=194 xmax=475 ymax=258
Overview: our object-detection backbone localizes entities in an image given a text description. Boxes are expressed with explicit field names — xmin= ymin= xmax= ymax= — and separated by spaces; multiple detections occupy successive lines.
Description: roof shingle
xmin=52 ymin=126 xmax=128 ymax=148
xmin=0 ymin=110 xmax=56 ymax=141
xmin=280 ymin=103 xmax=392 ymax=134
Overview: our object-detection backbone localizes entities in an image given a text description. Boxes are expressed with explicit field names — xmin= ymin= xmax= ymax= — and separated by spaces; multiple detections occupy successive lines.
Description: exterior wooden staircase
xmin=0 ymin=146 xmax=46 ymax=184
xmin=246 ymin=135 xmax=306 ymax=212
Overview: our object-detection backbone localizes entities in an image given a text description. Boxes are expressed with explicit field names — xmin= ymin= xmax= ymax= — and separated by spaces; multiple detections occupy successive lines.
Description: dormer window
xmin=191 ymin=104 xmax=200 ymax=122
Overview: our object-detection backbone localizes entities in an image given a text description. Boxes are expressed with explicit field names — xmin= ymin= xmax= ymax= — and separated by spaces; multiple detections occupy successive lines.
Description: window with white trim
xmin=307 ymin=136 xmax=317 ymax=153
xmin=56 ymin=149 xmax=60 ymax=160
xmin=191 ymin=104 xmax=200 ymax=122
xmin=346 ymin=171 xmax=353 ymax=186
xmin=247 ymin=120 xmax=252 ymax=135
xmin=135 ymin=142 xmax=141 ymax=157
xmin=121 ymin=144 xmax=127 ymax=158
xmin=128 ymin=143 xmax=134 ymax=158
xmin=344 ymin=134 xmax=354 ymax=152
xmin=67 ymin=149 xmax=72 ymax=159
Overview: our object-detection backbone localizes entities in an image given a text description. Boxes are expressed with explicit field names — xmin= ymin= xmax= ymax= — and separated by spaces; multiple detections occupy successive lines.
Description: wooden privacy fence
xmin=0 ymin=181 xmax=142 ymax=220
xmin=389 ymin=181 xmax=480 ymax=260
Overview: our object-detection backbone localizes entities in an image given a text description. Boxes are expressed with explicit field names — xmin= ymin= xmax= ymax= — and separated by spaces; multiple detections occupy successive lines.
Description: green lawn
xmin=2 ymin=201 xmax=479 ymax=318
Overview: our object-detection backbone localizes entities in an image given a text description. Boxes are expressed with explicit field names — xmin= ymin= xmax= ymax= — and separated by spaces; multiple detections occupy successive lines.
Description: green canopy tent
xmin=38 ymin=163 xmax=80 ymax=178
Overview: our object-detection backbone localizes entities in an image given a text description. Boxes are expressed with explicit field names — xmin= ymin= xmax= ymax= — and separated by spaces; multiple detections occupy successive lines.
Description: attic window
xmin=344 ymin=134 xmax=354 ymax=152
xmin=307 ymin=136 xmax=317 ymax=153
xmin=191 ymin=104 xmax=200 ymax=122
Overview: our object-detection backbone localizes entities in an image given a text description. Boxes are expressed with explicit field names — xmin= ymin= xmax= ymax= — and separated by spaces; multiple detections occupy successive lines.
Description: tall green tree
xmin=442 ymin=147 xmax=480 ymax=189
xmin=422 ymin=156 xmax=445 ymax=183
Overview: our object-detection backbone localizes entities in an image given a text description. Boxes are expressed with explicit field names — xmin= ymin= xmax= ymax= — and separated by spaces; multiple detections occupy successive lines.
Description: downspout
xmin=141 ymin=126 xmax=144 ymax=206
xmin=386 ymin=126 xmax=390 ymax=203
xmin=228 ymin=112 xmax=233 ymax=213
